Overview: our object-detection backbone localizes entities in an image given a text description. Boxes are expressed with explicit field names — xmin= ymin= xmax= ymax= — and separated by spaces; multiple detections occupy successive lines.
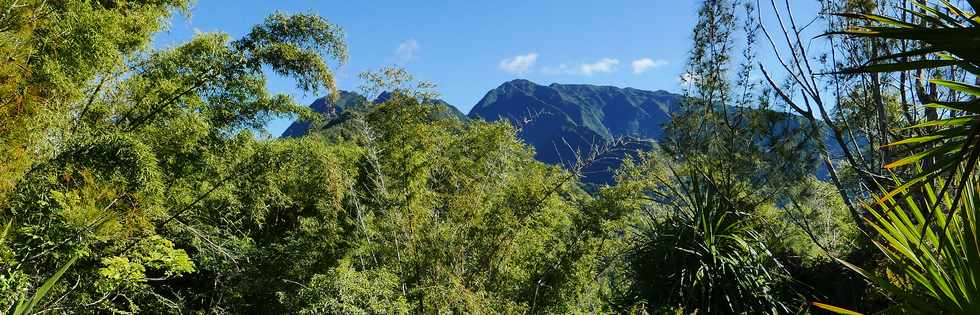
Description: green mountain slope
xmin=284 ymin=80 xmax=841 ymax=184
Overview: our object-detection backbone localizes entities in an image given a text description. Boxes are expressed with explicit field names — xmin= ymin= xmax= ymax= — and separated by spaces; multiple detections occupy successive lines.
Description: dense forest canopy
xmin=1 ymin=0 xmax=978 ymax=314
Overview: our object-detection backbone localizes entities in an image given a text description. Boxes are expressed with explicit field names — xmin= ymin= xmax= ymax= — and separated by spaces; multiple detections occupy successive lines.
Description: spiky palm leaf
xmin=11 ymin=256 xmax=77 ymax=315
xmin=812 ymin=2 xmax=980 ymax=313
xmin=816 ymin=169 xmax=980 ymax=314
xmin=833 ymin=1 xmax=979 ymax=206
xmin=626 ymin=171 xmax=794 ymax=313
xmin=1 ymin=222 xmax=77 ymax=315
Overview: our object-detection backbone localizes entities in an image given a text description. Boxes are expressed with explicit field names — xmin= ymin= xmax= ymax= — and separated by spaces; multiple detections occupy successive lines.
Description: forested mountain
xmin=469 ymin=79 xmax=851 ymax=182
xmin=469 ymin=79 xmax=680 ymax=141
xmin=467 ymin=80 xmax=675 ymax=183
xmin=286 ymin=79 xmax=835 ymax=183
xmin=281 ymin=80 xmax=675 ymax=183
xmin=282 ymin=91 xmax=464 ymax=138
xmin=280 ymin=91 xmax=367 ymax=137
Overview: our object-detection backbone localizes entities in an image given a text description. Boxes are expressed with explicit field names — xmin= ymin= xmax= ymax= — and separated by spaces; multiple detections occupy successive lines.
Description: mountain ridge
xmin=468 ymin=79 xmax=680 ymax=140
xmin=282 ymin=79 xmax=831 ymax=184
xmin=465 ymin=79 xmax=684 ymax=183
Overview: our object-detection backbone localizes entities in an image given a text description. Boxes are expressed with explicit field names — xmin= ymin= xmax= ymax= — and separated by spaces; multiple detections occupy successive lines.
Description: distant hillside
xmin=469 ymin=79 xmax=681 ymax=140
xmin=283 ymin=80 xmax=837 ymax=184
xmin=281 ymin=91 xmax=367 ymax=138
xmin=281 ymin=91 xmax=464 ymax=138
xmin=468 ymin=79 xmax=682 ymax=183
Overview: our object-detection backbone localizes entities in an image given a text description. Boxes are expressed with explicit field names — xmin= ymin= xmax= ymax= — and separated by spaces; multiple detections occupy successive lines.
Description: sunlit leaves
xmin=234 ymin=12 xmax=348 ymax=97
xmin=0 ymin=5 xmax=351 ymax=312
xmin=838 ymin=1 xmax=980 ymax=221
xmin=821 ymin=170 xmax=980 ymax=314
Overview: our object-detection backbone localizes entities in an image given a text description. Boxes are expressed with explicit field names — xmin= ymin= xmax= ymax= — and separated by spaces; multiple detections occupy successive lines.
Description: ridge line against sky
xmin=153 ymin=1 xmax=822 ymax=136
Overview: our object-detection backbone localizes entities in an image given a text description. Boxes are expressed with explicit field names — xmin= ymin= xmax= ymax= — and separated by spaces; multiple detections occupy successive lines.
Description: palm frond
xmin=836 ymin=1 xmax=980 ymax=226
xmin=818 ymin=169 xmax=980 ymax=313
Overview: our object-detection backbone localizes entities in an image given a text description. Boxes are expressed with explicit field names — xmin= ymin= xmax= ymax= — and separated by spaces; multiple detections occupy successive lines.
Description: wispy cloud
xmin=499 ymin=53 xmax=539 ymax=74
xmin=541 ymin=58 xmax=622 ymax=76
xmin=631 ymin=58 xmax=669 ymax=74
xmin=579 ymin=58 xmax=620 ymax=76
xmin=395 ymin=38 xmax=420 ymax=63
xmin=541 ymin=63 xmax=573 ymax=75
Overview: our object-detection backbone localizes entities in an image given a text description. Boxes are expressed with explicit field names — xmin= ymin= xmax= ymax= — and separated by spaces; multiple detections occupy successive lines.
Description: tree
xmin=268 ymin=90 xmax=623 ymax=313
xmin=610 ymin=150 xmax=799 ymax=313
xmin=1 ymin=7 xmax=349 ymax=312
xmin=806 ymin=1 xmax=980 ymax=313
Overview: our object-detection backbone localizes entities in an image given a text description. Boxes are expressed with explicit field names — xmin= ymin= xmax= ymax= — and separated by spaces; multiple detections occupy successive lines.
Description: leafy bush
xmin=612 ymin=153 xmax=799 ymax=313
xmin=279 ymin=261 xmax=411 ymax=315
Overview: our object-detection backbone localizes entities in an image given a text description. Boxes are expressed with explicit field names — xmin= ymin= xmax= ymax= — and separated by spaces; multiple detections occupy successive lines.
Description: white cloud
xmin=631 ymin=58 xmax=669 ymax=74
xmin=579 ymin=58 xmax=620 ymax=75
xmin=542 ymin=63 xmax=572 ymax=75
xmin=395 ymin=39 xmax=420 ymax=63
xmin=499 ymin=53 xmax=539 ymax=74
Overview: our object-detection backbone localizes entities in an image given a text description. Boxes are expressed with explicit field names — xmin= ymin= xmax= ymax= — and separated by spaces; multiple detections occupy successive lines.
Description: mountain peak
xmin=281 ymin=90 xmax=367 ymax=138
xmin=283 ymin=81 xmax=687 ymax=184
xmin=281 ymin=90 xmax=466 ymax=138
xmin=469 ymin=82 xmax=684 ymax=184
xmin=503 ymin=78 xmax=535 ymax=85
xmin=498 ymin=78 xmax=539 ymax=92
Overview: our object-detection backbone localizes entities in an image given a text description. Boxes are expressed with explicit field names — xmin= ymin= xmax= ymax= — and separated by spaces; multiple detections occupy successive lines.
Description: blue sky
xmin=154 ymin=1 xmax=821 ymax=136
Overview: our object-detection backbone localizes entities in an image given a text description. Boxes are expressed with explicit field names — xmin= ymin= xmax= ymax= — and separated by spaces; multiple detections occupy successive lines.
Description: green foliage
xmin=0 ymin=0 xmax=191 ymax=198
xmin=1 ymin=218 xmax=76 ymax=315
xmin=110 ymin=12 xmax=345 ymax=134
xmin=610 ymin=152 xmax=799 ymax=313
xmin=667 ymin=0 xmax=818 ymax=211
xmin=234 ymin=12 xmax=348 ymax=95
xmin=11 ymin=256 xmax=77 ymax=315
xmin=96 ymin=236 xmax=194 ymax=293
xmin=812 ymin=1 xmax=980 ymax=313
xmin=613 ymin=1 xmax=839 ymax=311
xmin=0 ymin=0 xmax=934 ymax=313
xmin=264 ymin=94 xmax=617 ymax=313
xmin=817 ymin=168 xmax=980 ymax=314
xmin=837 ymin=1 xmax=979 ymax=204
xmin=279 ymin=261 xmax=411 ymax=314
xmin=758 ymin=178 xmax=861 ymax=267
xmin=0 ymin=2 xmax=354 ymax=311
